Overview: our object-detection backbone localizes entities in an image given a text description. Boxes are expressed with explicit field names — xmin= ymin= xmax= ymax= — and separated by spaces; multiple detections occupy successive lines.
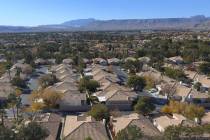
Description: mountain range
xmin=0 ymin=15 xmax=210 ymax=32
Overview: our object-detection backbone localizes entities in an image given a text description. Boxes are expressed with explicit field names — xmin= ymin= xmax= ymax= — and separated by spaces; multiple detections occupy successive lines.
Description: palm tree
xmin=0 ymin=102 xmax=7 ymax=126
xmin=6 ymin=63 xmax=12 ymax=82
xmin=7 ymin=92 xmax=22 ymax=122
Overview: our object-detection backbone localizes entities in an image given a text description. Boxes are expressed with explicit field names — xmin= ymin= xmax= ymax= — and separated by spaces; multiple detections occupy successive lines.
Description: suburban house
xmin=62 ymin=58 xmax=73 ymax=65
xmin=168 ymin=56 xmax=184 ymax=64
xmin=93 ymin=83 xmax=137 ymax=110
xmin=138 ymin=56 xmax=151 ymax=64
xmin=194 ymin=74 xmax=210 ymax=92
xmin=153 ymin=114 xmax=186 ymax=132
xmin=185 ymin=70 xmax=210 ymax=92
xmin=86 ymin=64 xmax=137 ymax=110
xmin=48 ymin=64 xmax=89 ymax=111
xmin=0 ymin=82 xmax=15 ymax=102
xmin=107 ymin=58 xmax=121 ymax=65
xmin=174 ymin=83 xmax=192 ymax=102
xmin=62 ymin=115 xmax=109 ymax=140
xmin=94 ymin=58 xmax=108 ymax=66
xmin=186 ymin=89 xmax=210 ymax=108
xmin=110 ymin=113 xmax=161 ymax=138
xmin=34 ymin=58 xmax=48 ymax=65
xmin=33 ymin=113 xmax=62 ymax=140
xmin=202 ymin=112 xmax=210 ymax=125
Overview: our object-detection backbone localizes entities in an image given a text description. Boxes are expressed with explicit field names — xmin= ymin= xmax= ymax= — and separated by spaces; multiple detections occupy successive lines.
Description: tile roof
xmin=63 ymin=115 xmax=109 ymax=140
xmin=34 ymin=113 xmax=62 ymax=140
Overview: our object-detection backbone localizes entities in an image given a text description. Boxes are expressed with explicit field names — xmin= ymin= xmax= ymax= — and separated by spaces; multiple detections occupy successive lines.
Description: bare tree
xmin=160 ymin=83 xmax=176 ymax=100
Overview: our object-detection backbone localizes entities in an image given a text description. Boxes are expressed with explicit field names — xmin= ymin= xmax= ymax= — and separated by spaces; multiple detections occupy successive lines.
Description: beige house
xmin=48 ymin=64 xmax=88 ymax=111
xmin=111 ymin=113 xmax=161 ymax=138
xmin=202 ymin=112 xmax=210 ymax=125
xmin=34 ymin=113 xmax=61 ymax=140
xmin=0 ymin=82 xmax=15 ymax=100
xmin=153 ymin=114 xmax=186 ymax=132
xmin=91 ymin=64 xmax=137 ymax=110
xmin=63 ymin=115 xmax=109 ymax=140
xmin=93 ymin=84 xmax=137 ymax=110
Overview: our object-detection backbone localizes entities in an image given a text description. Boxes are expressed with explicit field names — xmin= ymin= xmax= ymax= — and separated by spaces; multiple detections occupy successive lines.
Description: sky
xmin=0 ymin=0 xmax=210 ymax=26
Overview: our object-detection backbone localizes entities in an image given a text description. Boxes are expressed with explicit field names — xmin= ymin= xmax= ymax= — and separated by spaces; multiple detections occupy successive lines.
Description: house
xmin=83 ymin=58 xmax=92 ymax=64
xmin=0 ymin=82 xmax=15 ymax=101
xmin=107 ymin=58 xmax=121 ymax=65
xmin=63 ymin=115 xmax=109 ymax=140
xmin=47 ymin=81 xmax=88 ymax=112
xmin=168 ymin=56 xmax=184 ymax=64
xmin=62 ymin=58 xmax=73 ymax=65
xmin=34 ymin=113 xmax=62 ymax=140
xmin=91 ymin=65 xmax=120 ymax=83
xmin=59 ymin=90 xmax=88 ymax=111
xmin=174 ymin=84 xmax=192 ymax=102
xmin=194 ymin=74 xmax=210 ymax=92
xmin=94 ymin=58 xmax=108 ymax=66
xmin=186 ymin=89 xmax=210 ymax=108
xmin=0 ymin=54 xmax=7 ymax=62
xmin=187 ymin=89 xmax=210 ymax=104
xmin=48 ymin=64 xmax=88 ymax=111
xmin=124 ymin=57 xmax=136 ymax=62
xmin=47 ymin=59 xmax=56 ymax=64
xmin=138 ymin=57 xmax=151 ymax=64
xmin=185 ymin=70 xmax=197 ymax=80
xmin=185 ymin=70 xmax=210 ymax=92
xmin=202 ymin=112 xmax=210 ymax=125
xmin=93 ymin=84 xmax=137 ymax=111
xmin=110 ymin=113 xmax=161 ymax=138
xmin=153 ymin=114 xmax=186 ymax=132
xmin=35 ymin=58 xmax=47 ymax=65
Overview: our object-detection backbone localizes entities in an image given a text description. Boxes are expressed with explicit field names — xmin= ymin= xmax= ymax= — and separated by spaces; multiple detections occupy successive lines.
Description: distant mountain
xmin=0 ymin=15 xmax=210 ymax=32
xmin=61 ymin=18 xmax=96 ymax=27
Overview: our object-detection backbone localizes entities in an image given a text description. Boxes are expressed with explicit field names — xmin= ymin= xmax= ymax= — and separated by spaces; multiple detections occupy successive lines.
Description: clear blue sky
xmin=1 ymin=0 xmax=210 ymax=26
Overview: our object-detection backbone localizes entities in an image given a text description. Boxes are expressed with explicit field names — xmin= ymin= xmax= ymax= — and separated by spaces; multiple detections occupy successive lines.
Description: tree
xmin=79 ymin=77 xmax=100 ymax=93
xmin=124 ymin=60 xmax=143 ymax=73
xmin=30 ymin=89 xmax=63 ymax=109
xmin=86 ymin=80 xmax=100 ymax=93
xmin=11 ymin=76 xmax=27 ymax=88
xmin=161 ymin=101 xmax=205 ymax=120
xmin=144 ymin=76 xmax=156 ymax=90
xmin=114 ymin=125 xmax=143 ymax=140
xmin=7 ymin=93 xmax=22 ymax=122
xmin=88 ymin=104 xmax=109 ymax=121
xmin=160 ymin=83 xmax=176 ymax=100
xmin=42 ymin=89 xmax=63 ymax=108
xmin=5 ymin=62 xmax=12 ymax=82
xmin=134 ymin=97 xmax=155 ymax=115
xmin=163 ymin=125 xmax=181 ymax=140
xmin=84 ymin=137 xmax=93 ymax=140
xmin=184 ymin=104 xmax=205 ymax=120
xmin=198 ymin=62 xmax=210 ymax=75
xmin=0 ymin=125 xmax=15 ymax=140
xmin=0 ymin=101 xmax=7 ymax=126
xmin=193 ymin=82 xmax=202 ymax=91
xmin=127 ymin=75 xmax=146 ymax=91
xmin=164 ymin=67 xmax=186 ymax=81
xmin=18 ymin=122 xmax=49 ymax=140
xmin=38 ymin=74 xmax=58 ymax=89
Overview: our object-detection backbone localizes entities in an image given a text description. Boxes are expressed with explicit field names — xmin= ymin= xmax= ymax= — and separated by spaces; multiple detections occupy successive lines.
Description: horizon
xmin=1 ymin=0 xmax=210 ymax=26
xmin=1 ymin=15 xmax=209 ymax=27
